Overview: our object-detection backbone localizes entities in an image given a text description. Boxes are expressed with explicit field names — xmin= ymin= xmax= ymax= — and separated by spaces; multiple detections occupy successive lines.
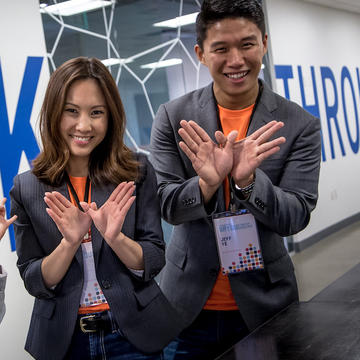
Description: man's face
xmin=195 ymin=17 xmax=267 ymax=109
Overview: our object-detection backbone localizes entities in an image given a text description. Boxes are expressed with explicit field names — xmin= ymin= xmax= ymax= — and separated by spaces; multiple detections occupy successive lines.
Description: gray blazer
xmin=0 ymin=269 xmax=6 ymax=324
xmin=10 ymin=155 xmax=180 ymax=360
xmin=150 ymin=80 xmax=321 ymax=332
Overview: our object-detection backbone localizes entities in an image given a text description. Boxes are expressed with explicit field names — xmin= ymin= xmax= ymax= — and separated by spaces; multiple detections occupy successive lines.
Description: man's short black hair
xmin=196 ymin=0 xmax=265 ymax=49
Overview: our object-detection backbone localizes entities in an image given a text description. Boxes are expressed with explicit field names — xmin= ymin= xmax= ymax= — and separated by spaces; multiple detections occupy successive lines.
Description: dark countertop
xmin=217 ymin=263 xmax=360 ymax=360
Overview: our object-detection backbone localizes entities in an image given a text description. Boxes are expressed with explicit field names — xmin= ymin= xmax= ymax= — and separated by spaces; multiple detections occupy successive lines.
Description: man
xmin=150 ymin=0 xmax=321 ymax=358
xmin=0 ymin=198 xmax=17 ymax=324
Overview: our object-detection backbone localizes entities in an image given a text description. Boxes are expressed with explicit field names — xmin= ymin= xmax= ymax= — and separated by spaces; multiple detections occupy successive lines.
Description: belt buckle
xmin=80 ymin=314 xmax=97 ymax=333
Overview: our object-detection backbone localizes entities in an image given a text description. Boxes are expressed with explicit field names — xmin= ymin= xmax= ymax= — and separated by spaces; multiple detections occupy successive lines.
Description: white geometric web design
xmin=41 ymin=0 xmax=202 ymax=155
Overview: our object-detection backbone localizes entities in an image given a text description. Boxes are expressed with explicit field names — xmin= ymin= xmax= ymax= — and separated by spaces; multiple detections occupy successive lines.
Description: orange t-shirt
xmin=203 ymin=104 xmax=254 ymax=311
xmin=67 ymin=176 xmax=110 ymax=314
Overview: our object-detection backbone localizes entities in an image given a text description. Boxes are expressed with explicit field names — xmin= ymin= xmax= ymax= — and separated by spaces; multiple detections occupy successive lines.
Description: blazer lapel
xmin=197 ymin=83 xmax=226 ymax=213
xmin=197 ymin=83 xmax=220 ymax=143
xmin=247 ymin=80 xmax=279 ymax=136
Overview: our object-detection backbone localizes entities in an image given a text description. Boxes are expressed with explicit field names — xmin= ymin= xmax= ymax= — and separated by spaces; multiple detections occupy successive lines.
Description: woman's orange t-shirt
xmin=203 ymin=104 xmax=254 ymax=310
xmin=67 ymin=175 xmax=110 ymax=314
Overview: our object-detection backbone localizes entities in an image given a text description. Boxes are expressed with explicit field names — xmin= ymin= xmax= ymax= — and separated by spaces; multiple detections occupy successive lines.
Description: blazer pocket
xmin=166 ymin=243 xmax=187 ymax=270
xmin=33 ymin=298 xmax=56 ymax=319
xmin=134 ymin=282 xmax=161 ymax=308
xmin=266 ymin=254 xmax=294 ymax=284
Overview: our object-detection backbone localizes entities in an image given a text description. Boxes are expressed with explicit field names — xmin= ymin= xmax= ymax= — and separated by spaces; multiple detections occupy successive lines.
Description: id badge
xmin=212 ymin=210 xmax=264 ymax=275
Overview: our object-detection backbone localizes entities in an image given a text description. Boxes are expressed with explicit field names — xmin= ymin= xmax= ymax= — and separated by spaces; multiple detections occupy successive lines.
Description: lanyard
xmin=64 ymin=173 xmax=90 ymax=212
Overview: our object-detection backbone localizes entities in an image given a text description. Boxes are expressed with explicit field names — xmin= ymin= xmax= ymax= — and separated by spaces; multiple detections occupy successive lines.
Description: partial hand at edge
xmin=0 ymin=197 xmax=17 ymax=240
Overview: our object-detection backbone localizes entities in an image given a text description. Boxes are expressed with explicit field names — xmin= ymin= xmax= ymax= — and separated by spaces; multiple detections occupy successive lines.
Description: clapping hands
xmin=44 ymin=182 xmax=135 ymax=247
xmin=80 ymin=182 xmax=135 ymax=245
xmin=178 ymin=119 xmax=285 ymax=190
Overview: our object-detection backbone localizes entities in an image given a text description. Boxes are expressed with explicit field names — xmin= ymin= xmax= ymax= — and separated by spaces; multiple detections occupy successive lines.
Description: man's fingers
xmin=178 ymin=128 xmax=199 ymax=154
xmin=258 ymin=137 xmax=286 ymax=155
xmin=179 ymin=141 xmax=197 ymax=163
xmin=188 ymin=121 xmax=212 ymax=143
xmin=227 ymin=130 xmax=238 ymax=144
xmin=257 ymin=146 xmax=281 ymax=163
xmin=249 ymin=121 xmax=283 ymax=141
xmin=257 ymin=122 xmax=285 ymax=144
xmin=215 ymin=131 xmax=227 ymax=146
xmin=179 ymin=120 xmax=204 ymax=147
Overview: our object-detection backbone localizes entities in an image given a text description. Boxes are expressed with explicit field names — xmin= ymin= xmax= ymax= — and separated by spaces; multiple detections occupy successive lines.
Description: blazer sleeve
xmin=231 ymin=113 xmax=322 ymax=237
xmin=134 ymin=155 xmax=167 ymax=281
xmin=150 ymin=103 xmax=218 ymax=225
xmin=0 ymin=270 xmax=6 ymax=324
xmin=10 ymin=174 xmax=55 ymax=299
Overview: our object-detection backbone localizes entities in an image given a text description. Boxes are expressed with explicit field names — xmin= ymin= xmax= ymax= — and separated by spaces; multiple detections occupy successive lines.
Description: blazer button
xmin=102 ymin=280 xmax=111 ymax=289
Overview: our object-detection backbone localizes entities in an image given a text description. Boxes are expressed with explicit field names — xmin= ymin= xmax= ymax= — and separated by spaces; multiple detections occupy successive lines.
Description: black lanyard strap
xmin=64 ymin=173 xmax=90 ymax=212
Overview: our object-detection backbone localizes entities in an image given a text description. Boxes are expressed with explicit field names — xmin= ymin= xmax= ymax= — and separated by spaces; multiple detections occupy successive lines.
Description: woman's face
xmin=60 ymin=78 xmax=108 ymax=168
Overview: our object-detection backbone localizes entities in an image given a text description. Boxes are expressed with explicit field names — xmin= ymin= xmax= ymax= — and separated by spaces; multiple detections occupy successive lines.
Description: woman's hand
xmin=80 ymin=182 xmax=136 ymax=245
xmin=44 ymin=191 xmax=91 ymax=248
xmin=0 ymin=198 xmax=17 ymax=240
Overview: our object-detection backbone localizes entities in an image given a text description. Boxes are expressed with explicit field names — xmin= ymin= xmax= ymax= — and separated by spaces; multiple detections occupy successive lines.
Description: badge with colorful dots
xmin=213 ymin=210 xmax=264 ymax=275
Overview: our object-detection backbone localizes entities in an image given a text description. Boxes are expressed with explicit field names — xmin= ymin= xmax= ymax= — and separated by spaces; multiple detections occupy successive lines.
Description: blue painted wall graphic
xmin=0 ymin=56 xmax=43 ymax=250
xmin=275 ymin=65 xmax=360 ymax=162
xmin=1 ymin=59 xmax=359 ymax=251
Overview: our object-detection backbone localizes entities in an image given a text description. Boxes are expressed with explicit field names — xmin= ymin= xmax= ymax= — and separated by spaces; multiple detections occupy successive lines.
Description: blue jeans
xmin=163 ymin=310 xmax=249 ymax=360
xmin=66 ymin=311 xmax=163 ymax=360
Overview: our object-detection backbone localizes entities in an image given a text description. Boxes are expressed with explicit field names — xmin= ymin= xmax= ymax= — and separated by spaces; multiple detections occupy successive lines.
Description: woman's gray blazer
xmin=10 ymin=155 xmax=180 ymax=360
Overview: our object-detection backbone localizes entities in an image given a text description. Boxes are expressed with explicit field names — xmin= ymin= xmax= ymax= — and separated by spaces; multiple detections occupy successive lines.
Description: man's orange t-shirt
xmin=203 ymin=104 xmax=254 ymax=310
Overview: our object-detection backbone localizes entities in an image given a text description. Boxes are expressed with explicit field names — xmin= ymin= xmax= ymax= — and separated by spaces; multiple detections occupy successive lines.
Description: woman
xmin=10 ymin=57 xmax=179 ymax=360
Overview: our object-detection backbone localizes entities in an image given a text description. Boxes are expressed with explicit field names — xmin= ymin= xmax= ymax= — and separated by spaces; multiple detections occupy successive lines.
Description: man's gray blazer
xmin=150 ymin=80 xmax=321 ymax=332
xmin=10 ymin=155 xmax=180 ymax=360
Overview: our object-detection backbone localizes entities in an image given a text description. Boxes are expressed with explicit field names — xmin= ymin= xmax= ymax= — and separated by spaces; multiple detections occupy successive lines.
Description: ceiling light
xmin=101 ymin=58 xmax=133 ymax=67
xmin=153 ymin=12 xmax=199 ymax=28
xmin=40 ymin=0 xmax=112 ymax=17
xmin=140 ymin=58 xmax=183 ymax=69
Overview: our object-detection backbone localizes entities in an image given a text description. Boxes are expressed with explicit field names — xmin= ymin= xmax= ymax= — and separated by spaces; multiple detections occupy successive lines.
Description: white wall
xmin=0 ymin=0 xmax=49 ymax=358
xmin=265 ymin=0 xmax=360 ymax=243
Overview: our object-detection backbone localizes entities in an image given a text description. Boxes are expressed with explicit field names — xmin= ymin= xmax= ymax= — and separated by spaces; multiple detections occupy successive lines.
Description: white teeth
xmin=73 ymin=136 xmax=90 ymax=141
xmin=227 ymin=72 xmax=247 ymax=79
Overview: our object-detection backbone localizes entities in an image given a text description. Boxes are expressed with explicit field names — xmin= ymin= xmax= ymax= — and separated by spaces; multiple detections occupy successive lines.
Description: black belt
xmin=78 ymin=311 xmax=113 ymax=333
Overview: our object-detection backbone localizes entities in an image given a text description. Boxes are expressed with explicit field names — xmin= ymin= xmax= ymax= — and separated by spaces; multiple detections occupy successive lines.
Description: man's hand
xmin=231 ymin=121 xmax=286 ymax=187
xmin=80 ymin=182 xmax=135 ymax=245
xmin=0 ymin=198 xmax=17 ymax=240
xmin=44 ymin=192 xmax=91 ymax=247
xmin=178 ymin=120 xmax=238 ymax=202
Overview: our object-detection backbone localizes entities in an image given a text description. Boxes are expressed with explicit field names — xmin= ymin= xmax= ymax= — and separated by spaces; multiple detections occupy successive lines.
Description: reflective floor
xmin=292 ymin=220 xmax=360 ymax=301
xmin=218 ymin=221 xmax=360 ymax=360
